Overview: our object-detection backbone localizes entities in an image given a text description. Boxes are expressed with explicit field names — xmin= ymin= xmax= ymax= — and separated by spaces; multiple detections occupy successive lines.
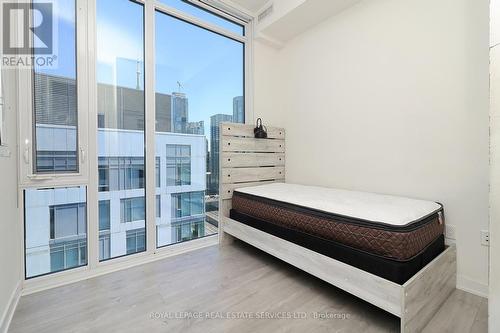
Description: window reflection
xmin=96 ymin=0 xmax=146 ymax=260
xmin=155 ymin=11 xmax=244 ymax=248
xmin=33 ymin=0 xmax=78 ymax=173
xmin=25 ymin=186 xmax=87 ymax=278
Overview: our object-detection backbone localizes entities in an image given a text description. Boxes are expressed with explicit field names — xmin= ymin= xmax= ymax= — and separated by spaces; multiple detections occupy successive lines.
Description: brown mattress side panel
xmin=232 ymin=192 xmax=444 ymax=260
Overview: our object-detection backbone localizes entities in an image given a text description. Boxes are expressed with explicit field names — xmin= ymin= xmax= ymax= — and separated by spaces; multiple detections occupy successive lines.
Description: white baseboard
xmin=457 ymin=274 xmax=489 ymax=299
xmin=0 ymin=281 xmax=22 ymax=333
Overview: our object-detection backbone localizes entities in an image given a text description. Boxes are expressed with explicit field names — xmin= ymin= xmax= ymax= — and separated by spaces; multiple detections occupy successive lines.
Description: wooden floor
xmin=9 ymin=240 xmax=487 ymax=333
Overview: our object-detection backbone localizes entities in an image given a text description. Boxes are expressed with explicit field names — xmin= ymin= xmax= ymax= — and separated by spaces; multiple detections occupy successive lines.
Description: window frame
xmin=18 ymin=0 xmax=90 ymax=188
xmin=0 ymin=61 xmax=4 ymax=148
xmin=156 ymin=0 xmax=246 ymax=36
xmin=19 ymin=0 xmax=253 ymax=288
xmin=0 ymin=2 xmax=4 ymax=148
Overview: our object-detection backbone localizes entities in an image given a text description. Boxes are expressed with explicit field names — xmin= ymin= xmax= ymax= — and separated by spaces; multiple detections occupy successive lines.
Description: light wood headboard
xmin=218 ymin=122 xmax=286 ymax=244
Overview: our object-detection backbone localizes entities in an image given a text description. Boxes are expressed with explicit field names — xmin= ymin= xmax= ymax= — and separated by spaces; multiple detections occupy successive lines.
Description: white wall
xmin=490 ymin=0 xmax=500 ymax=330
xmin=254 ymin=0 xmax=490 ymax=296
xmin=253 ymin=41 xmax=284 ymax=124
xmin=490 ymin=47 xmax=500 ymax=333
xmin=0 ymin=67 xmax=22 ymax=331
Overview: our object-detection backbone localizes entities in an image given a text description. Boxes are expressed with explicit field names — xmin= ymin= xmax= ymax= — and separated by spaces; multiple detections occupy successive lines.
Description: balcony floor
xmin=9 ymin=240 xmax=487 ymax=333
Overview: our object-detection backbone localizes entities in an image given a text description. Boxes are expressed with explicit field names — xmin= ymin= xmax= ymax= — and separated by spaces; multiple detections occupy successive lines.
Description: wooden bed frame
xmin=218 ymin=122 xmax=456 ymax=333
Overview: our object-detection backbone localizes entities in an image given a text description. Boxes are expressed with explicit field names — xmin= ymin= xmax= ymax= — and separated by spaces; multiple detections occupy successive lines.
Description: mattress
xmin=231 ymin=183 xmax=444 ymax=261
xmin=229 ymin=209 xmax=445 ymax=284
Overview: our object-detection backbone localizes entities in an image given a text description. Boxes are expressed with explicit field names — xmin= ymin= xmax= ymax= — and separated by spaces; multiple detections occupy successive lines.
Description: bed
xmin=218 ymin=122 xmax=456 ymax=333
xmin=230 ymin=182 xmax=445 ymax=284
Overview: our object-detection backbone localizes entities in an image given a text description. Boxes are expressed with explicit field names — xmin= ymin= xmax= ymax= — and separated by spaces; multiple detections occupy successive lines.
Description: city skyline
xmin=26 ymin=0 xmax=245 ymax=278
xmin=35 ymin=72 xmax=242 ymax=154
xmin=36 ymin=0 xmax=243 ymax=143
xmin=28 ymin=71 xmax=243 ymax=276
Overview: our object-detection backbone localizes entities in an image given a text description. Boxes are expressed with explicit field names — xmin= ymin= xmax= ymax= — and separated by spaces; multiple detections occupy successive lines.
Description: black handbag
xmin=254 ymin=118 xmax=268 ymax=139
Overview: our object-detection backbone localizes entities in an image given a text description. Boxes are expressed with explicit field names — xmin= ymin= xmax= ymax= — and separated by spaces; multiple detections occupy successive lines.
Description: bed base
xmin=218 ymin=122 xmax=456 ymax=332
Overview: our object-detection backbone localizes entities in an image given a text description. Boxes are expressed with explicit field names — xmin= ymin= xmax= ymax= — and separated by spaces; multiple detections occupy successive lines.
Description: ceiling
xmin=228 ymin=0 xmax=269 ymax=13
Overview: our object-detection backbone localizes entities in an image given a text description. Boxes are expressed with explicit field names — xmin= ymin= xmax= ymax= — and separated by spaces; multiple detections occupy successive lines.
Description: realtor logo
xmin=2 ymin=1 xmax=57 ymax=68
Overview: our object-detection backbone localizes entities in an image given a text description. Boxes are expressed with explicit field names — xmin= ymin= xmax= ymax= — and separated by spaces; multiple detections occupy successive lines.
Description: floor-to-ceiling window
xmin=96 ymin=0 xmax=146 ymax=260
xmin=155 ymin=4 xmax=245 ymax=247
xmin=21 ymin=0 xmax=248 ymax=281
xmin=23 ymin=0 xmax=89 ymax=279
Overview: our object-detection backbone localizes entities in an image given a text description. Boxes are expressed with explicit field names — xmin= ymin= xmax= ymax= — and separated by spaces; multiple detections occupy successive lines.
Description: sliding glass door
xmin=154 ymin=8 xmax=244 ymax=247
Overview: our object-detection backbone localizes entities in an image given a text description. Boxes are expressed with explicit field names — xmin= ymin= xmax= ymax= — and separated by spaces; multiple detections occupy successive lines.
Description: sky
xmin=37 ymin=0 xmax=245 ymax=139
xmin=34 ymin=0 xmax=76 ymax=78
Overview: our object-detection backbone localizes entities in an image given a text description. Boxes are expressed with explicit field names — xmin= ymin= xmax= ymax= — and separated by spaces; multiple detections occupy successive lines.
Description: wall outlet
xmin=446 ymin=224 xmax=456 ymax=240
xmin=481 ymin=230 xmax=490 ymax=246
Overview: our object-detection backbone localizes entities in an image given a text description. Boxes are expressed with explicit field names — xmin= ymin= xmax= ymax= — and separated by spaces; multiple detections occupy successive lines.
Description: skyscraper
xmin=171 ymin=92 xmax=188 ymax=133
xmin=26 ymin=73 xmax=208 ymax=276
xmin=156 ymin=93 xmax=172 ymax=132
xmin=186 ymin=121 xmax=205 ymax=135
xmin=233 ymin=96 xmax=244 ymax=123
xmin=209 ymin=114 xmax=233 ymax=194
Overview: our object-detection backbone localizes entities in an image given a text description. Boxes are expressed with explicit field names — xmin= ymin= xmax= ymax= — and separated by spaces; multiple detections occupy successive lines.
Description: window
xmin=48 ymin=202 xmax=87 ymax=273
xmin=157 ymin=191 xmax=205 ymax=247
xmin=49 ymin=203 xmax=86 ymax=240
xmin=99 ymin=233 xmax=111 ymax=261
xmin=156 ymin=157 xmax=161 ymax=187
xmin=166 ymin=145 xmax=191 ymax=186
xmin=156 ymin=195 xmax=161 ymax=218
xmin=121 ymin=197 xmax=146 ymax=223
xmin=159 ymin=0 xmax=244 ymax=36
xmin=97 ymin=0 xmax=145 ymax=259
xmin=98 ymin=159 xmax=109 ymax=192
xmin=99 ymin=200 xmax=110 ymax=231
xmin=37 ymin=151 xmax=78 ymax=172
xmin=156 ymin=10 xmax=244 ymax=197
xmin=98 ymin=200 xmax=111 ymax=261
xmin=25 ymin=186 xmax=87 ymax=278
xmin=126 ymin=228 xmax=146 ymax=254
xmin=33 ymin=0 xmax=78 ymax=173
xmin=191 ymin=191 xmax=204 ymax=215
xmin=50 ymin=239 xmax=87 ymax=272
xmin=98 ymin=157 xmax=145 ymax=192
xmin=172 ymin=218 xmax=205 ymax=243
xmin=21 ymin=0 xmax=247 ymax=279
xmin=171 ymin=191 xmax=205 ymax=218
xmin=155 ymin=7 xmax=244 ymax=249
